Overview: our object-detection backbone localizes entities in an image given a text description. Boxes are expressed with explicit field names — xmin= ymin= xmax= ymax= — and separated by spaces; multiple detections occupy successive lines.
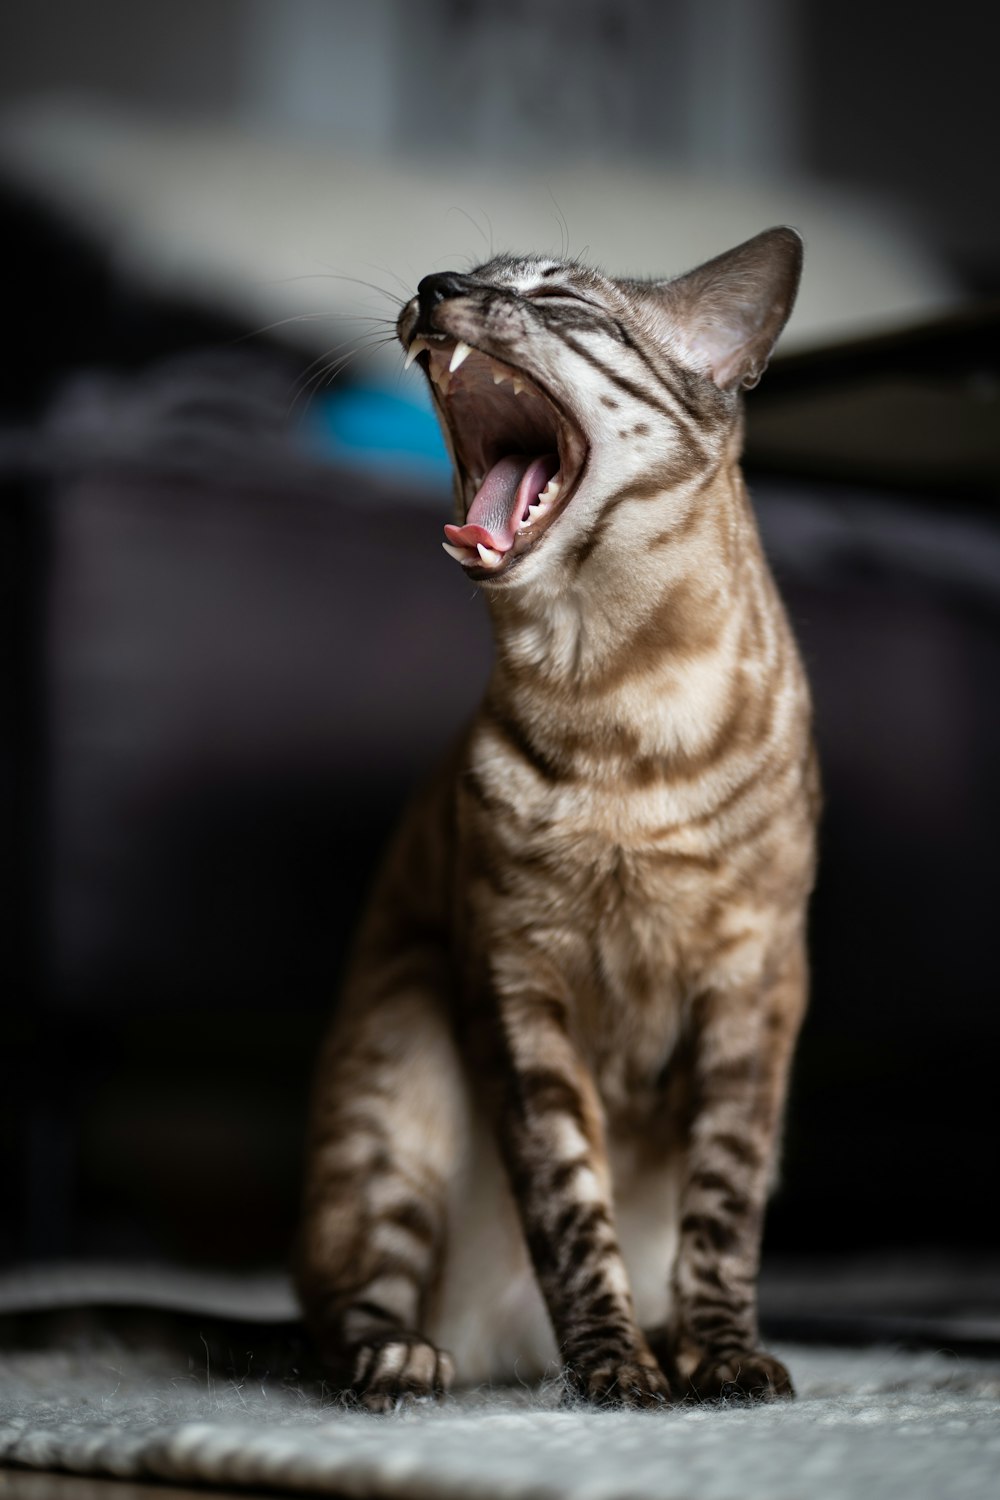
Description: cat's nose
xmin=416 ymin=272 xmax=476 ymax=319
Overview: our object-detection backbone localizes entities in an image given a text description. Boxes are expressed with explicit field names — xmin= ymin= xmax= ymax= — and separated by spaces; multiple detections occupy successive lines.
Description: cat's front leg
xmin=671 ymin=939 xmax=807 ymax=1401
xmin=490 ymin=982 xmax=673 ymax=1408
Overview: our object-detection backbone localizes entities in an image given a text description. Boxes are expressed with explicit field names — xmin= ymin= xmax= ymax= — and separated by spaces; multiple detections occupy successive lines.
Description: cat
xmin=296 ymin=227 xmax=819 ymax=1411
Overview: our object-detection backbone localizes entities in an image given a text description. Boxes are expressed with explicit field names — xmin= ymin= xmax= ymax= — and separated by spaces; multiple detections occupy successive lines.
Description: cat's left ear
xmin=641 ymin=226 xmax=803 ymax=392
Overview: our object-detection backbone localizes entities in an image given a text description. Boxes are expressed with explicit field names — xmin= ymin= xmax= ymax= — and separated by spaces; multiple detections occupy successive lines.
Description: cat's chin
xmin=403 ymin=335 xmax=588 ymax=582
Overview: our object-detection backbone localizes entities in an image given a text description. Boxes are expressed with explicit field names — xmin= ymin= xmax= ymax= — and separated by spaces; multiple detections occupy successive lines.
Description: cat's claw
xmin=350 ymin=1337 xmax=454 ymax=1413
xmin=565 ymin=1357 xmax=674 ymax=1410
xmin=689 ymin=1347 xmax=794 ymax=1403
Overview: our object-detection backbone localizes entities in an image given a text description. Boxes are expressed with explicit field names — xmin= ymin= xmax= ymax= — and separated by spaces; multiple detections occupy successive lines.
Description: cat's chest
xmin=468 ymin=800 xmax=747 ymax=1069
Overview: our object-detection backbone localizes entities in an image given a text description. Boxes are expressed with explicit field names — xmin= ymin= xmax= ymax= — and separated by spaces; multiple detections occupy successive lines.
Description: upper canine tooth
xmin=403 ymin=336 xmax=428 ymax=370
xmin=477 ymin=543 xmax=502 ymax=567
xmin=449 ymin=341 xmax=472 ymax=373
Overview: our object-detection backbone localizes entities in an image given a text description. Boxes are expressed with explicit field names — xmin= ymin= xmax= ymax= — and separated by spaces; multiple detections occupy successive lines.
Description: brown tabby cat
xmin=296 ymin=227 xmax=819 ymax=1411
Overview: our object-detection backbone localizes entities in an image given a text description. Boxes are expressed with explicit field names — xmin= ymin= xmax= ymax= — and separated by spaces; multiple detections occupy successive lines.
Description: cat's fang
xmin=450 ymin=341 xmax=473 ymax=373
xmin=442 ymin=542 xmax=471 ymax=563
xmin=403 ymin=337 xmax=428 ymax=371
xmin=477 ymin=544 xmax=503 ymax=566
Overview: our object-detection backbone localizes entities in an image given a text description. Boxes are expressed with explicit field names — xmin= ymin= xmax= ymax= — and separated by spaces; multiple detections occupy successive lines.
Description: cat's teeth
xmin=477 ymin=543 xmax=503 ymax=567
xmin=492 ymin=364 xmax=511 ymax=385
xmin=430 ymin=358 xmax=452 ymax=394
xmin=525 ymin=502 xmax=545 ymax=522
xmin=403 ymin=337 xmax=428 ymax=371
xmin=538 ymin=477 xmax=562 ymax=503
xmin=449 ymin=341 xmax=472 ymax=373
xmin=512 ymin=377 xmax=526 ymax=395
xmin=442 ymin=542 xmax=470 ymax=563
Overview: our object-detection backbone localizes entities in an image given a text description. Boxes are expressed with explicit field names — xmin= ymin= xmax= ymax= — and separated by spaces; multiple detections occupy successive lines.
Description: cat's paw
xmin=350 ymin=1337 xmax=454 ymax=1413
xmin=566 ymin=1356 xmax=673 ymax=1409
xmin=689 ymin=1347 xmax=794 ymax=1403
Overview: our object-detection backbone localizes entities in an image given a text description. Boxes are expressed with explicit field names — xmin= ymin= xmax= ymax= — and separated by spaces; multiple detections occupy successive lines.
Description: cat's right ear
xmin=640 ymin=227 xmax=803 ymax=392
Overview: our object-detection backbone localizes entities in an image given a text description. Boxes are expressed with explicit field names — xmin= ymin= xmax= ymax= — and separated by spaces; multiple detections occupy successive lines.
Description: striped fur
xmin=297 ymin=229 xmax=818 ymax=1409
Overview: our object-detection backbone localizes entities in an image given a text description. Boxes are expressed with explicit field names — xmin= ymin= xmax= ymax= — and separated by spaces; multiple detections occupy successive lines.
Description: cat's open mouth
xmin=405 ymin=336 xmax=587 ymax=578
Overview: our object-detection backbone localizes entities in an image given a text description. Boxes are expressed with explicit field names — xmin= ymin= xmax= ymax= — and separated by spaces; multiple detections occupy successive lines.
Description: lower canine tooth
xmin=477 ymin=544 xmax=502 ymax=566
xmin=442 ymin=542 xmax=470 ymax=563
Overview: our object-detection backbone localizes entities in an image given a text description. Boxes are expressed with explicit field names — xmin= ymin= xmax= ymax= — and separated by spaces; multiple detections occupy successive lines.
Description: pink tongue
xmin=444 ymin=453 xmax=559 ymax=553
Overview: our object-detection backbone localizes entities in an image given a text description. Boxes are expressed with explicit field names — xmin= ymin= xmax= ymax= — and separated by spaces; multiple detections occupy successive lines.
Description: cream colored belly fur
xmin=428 ymin=1109 xmax=680 ymax=1386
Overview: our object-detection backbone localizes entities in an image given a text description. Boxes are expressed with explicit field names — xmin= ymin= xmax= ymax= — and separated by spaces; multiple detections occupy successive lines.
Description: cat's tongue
xmin=444 ymin=453 xmax=559 ymax=554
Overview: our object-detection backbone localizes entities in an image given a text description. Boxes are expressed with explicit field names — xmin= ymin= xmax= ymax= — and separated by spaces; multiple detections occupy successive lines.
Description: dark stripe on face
xmin=561 ymin=332 xmax=708 ymax=455
xmin=616 ymin=324 xmax=704 ymax=424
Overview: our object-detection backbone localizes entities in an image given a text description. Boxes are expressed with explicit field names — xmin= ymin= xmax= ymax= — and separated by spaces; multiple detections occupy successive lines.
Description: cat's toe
xmin=567 ymin=1357 xmax=674 ymax=1409
xmin=689 ymin=1348 xmax=794 ymax=1403
xmin=351 ymin=1338 xmax=454 ymax=1412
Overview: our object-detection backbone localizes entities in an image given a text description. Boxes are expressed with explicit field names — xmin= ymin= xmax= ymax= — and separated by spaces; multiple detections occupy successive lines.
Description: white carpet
xmin=2 ymin=1336 xmax=1000 ymax=1498
xmin=1 ymin=1266 xmax=999 ymax=1499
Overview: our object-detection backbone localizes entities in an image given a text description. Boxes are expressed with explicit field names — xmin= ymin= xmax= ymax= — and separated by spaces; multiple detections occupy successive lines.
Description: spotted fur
xmin=296 ymin=228 xmax=818 ymax=1410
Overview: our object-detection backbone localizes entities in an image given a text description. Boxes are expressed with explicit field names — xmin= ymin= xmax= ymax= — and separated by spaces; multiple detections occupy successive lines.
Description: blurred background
xmin=1 ymin=0 xmax=998 ymax=1310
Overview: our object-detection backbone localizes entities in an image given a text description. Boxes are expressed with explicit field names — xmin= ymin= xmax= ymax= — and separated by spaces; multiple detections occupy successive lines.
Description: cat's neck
xmin=483 ymin=461 xmax=778 ymax=764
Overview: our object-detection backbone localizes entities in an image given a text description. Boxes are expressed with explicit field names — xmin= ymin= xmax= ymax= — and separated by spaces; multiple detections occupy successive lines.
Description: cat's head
xmin=397 ymin=227 xmax=802 ymax=588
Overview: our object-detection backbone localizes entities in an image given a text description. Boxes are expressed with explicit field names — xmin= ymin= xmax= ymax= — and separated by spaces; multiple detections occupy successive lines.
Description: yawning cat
xmin=297 ymin=227 xmax=819 ymax=1410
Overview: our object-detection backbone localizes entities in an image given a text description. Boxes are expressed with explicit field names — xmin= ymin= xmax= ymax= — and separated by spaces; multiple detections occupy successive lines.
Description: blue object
xmin=305 ymin=379 xmax=452 ymax=484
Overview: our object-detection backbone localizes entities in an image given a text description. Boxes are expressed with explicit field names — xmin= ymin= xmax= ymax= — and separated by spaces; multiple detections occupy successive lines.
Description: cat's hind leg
xmin=296 ymin=973 xmax=465 ymax=1411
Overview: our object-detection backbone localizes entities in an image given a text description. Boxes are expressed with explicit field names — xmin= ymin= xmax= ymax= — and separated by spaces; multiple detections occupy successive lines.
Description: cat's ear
xmin=642 ymin=227 xmax=803 ymax=392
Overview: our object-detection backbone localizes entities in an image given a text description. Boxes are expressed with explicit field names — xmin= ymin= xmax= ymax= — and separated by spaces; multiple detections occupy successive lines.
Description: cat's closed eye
xmin=526 ymin=285 xmax=589 ymax=303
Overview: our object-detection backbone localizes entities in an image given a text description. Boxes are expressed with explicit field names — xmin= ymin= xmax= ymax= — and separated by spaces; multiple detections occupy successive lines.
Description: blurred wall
xmin=3 ymin=0 xmax=996 ymax=289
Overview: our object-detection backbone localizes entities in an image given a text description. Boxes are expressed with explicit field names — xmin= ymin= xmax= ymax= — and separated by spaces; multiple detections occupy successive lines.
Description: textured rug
xmin=1 ymin=1267 xmax=999 ymax=1499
